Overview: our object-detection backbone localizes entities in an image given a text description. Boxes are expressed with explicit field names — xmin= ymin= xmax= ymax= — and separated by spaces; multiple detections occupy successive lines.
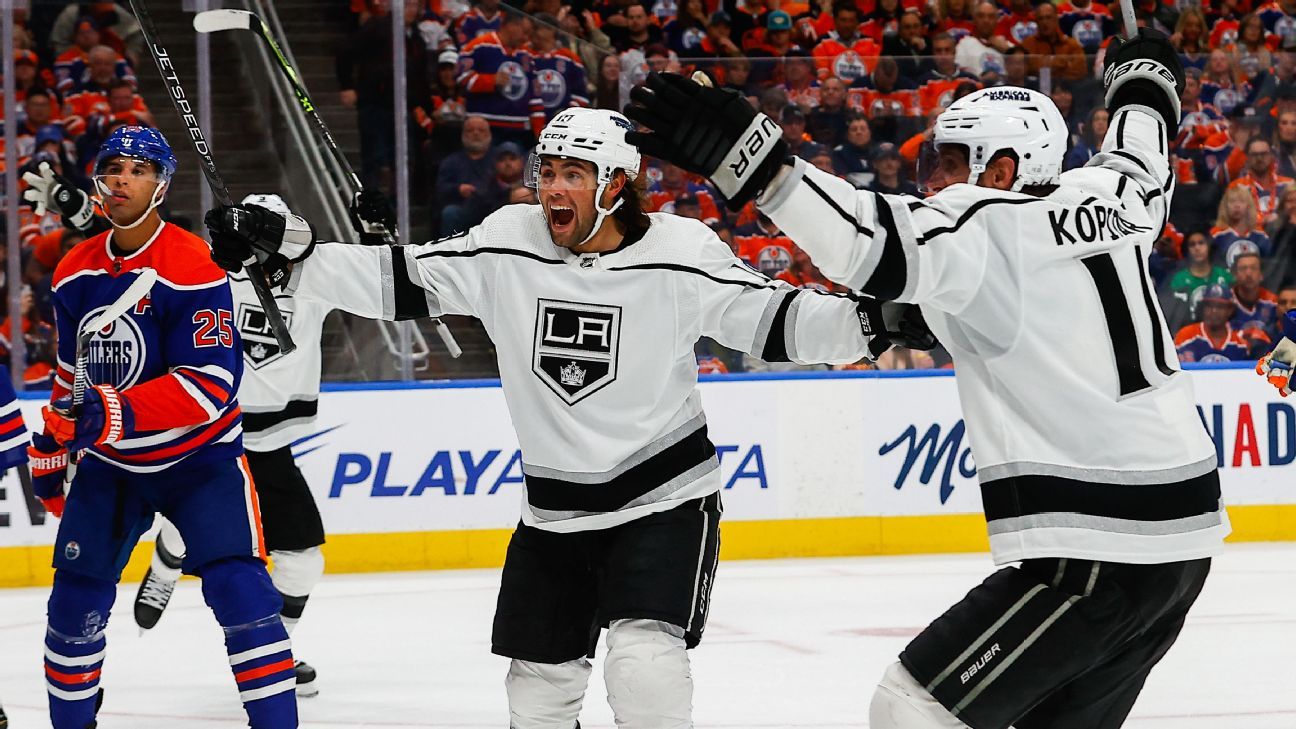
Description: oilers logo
xmin=499 ymin=61 xmax=530 ymax=101
xmin=870 ymin=97 xmax=908 ymax=118
xmin=1277 ymin=16 xmax=1296 ymax=48
xmin=535 ymin=68 xmax=568 ymax=109
xmin=1212 ymin=87 xmax=1243 ymax=116
xmin=82 ymin=309 xmax=146 ymax=389
xmin=1071 ymin=18 xmax=1103 ymax=49
xmin=833 ymin=51 xmax=868 ymax=83
xmin=756 ymin=245 xmax=792 ymax=277
xmin=1008 ymin=20 xmax=1037 ymax=44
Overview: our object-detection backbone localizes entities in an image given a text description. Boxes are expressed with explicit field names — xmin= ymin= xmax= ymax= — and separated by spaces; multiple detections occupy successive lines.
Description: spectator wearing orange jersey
xmin=935 ymin=0 xmax=976 ymax=42
xmin=776 ymin=245 xmax=833 ymax=288
xmin=735 ymin=211 xmax=797 ymax=279
xmin=955 ymin=2 xmax=1012 ymax=79
xmin=53 ymin=20 xmax=135 ymax=96
xmin=782 ymin=51 xmax=822 ymax=110
xmin=995 ymin=0 xmax=1038 ymax=45
xmin=65 ymin=77 xmax=152 ymax=139
xmin=646 ymin=163 xmax=723 ymax=221
xmin=916 ymin=33 xmax=979 ymax=116
xmin=861 ymin=0 xmax=906 ymax=44
xmin=0 ymin=285 xmax=56 ymax=390
xmin=1019 ymin=3 xmax=1086 ymax=82
xmin=812 ymin=3 xmax=881 ymax=86
xmin=6 ymin=51 xmax=56 ymax=110
xmin=852 ymin=56 xmax=920 ymax=118
xmin=1230 ymin=136 xmax=1295 ymax=226
xmin=724 ymin=0 xmax=773 ymax=49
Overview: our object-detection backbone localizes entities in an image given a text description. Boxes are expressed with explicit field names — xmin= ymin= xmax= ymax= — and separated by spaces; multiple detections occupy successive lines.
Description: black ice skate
xmin=1 ymin=700 xmax=8 ymax=729
xmin=295 ymin=660 xmax=319 ymax=697
xmin=133 ymin=566 xmax=178 ymax=632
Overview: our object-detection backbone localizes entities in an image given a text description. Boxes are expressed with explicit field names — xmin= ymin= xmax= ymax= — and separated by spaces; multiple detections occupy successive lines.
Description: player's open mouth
xmin=550 ymin=205 xmax=574 ymax=230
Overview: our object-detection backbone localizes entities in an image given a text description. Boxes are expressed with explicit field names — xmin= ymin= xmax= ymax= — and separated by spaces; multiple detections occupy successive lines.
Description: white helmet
xmin=933 ymin=86 xmax=1067 ymax=191
xmin=242 ymin=193 xmax=291 ymax=216
xmin=530 ymin=107 xmax=641 ymax=244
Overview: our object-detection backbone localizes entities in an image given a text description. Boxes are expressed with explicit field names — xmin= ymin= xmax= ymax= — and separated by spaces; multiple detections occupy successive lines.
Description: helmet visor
xmin=915 ymin=140 xmax=968 ymax=195
xmin=525 ymin=153 xmax=601 ymax=191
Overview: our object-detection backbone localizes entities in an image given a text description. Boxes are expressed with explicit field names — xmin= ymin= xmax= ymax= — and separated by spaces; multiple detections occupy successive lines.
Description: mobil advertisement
xmin=0 ymin=365 xmax=1293 ymax=551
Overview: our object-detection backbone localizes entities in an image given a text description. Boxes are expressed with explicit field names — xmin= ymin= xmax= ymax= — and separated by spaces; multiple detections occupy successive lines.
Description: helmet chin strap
xmin=96 ymin=178 xmax=168 ymax=231
xmin=575 ymin=179 xmax=624 ymax=247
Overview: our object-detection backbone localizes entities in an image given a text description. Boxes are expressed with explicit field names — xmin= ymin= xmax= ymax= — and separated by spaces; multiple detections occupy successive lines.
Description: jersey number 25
xmin=193 ymin=309 xmax=234 ymax=348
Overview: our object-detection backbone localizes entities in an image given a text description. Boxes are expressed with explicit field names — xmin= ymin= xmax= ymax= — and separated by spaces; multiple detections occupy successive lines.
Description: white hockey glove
xmin=22 ymin=161 xmax=96 ymax=231
xmin=624 ymin=72 xmax=788 ymax=211
xmin=1103 ymin=28 xmax=1185 ymax=139
xmin=1257 ymin=312 xmax=1296 ymax=396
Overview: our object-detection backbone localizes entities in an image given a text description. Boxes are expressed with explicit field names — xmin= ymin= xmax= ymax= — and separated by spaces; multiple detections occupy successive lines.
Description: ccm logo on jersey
xmin=533 ymin=299 xmax=621 ymax=405
xmin=1049 ymin=205 xmax=1151 ymax=246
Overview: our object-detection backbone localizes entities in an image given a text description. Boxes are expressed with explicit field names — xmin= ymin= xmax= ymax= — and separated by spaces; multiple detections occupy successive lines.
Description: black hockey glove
xmin=204 ymin=204 xmax=295 ymax=285
xmin=22 ymin=162 xmax=98 ymax=232
xmin=625 ymin=72 xmax=787 ymax=211
xmin=349 ymin=187 xmax=397 ymax=245
xmin=860 ymin=299 xmax=939 ymax=359
xmin=1103 ymin=28 xmax=1185 ymax=140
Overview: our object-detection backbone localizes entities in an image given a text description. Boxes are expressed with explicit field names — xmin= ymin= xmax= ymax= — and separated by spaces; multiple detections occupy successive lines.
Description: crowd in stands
xmin=1 ymin=2 xmax=154 ymax=388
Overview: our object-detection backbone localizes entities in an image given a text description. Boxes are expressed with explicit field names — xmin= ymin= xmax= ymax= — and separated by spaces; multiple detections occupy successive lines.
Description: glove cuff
xmin=28 ymin=444 xmax=68 ymax=476
xmin=709 ymin=113 xmax=786 ymax=207
xmin=94 ymin=384 xmax=131 ymax=444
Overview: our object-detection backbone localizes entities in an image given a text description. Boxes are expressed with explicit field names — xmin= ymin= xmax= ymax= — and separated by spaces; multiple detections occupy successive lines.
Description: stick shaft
xmin=127 ymin=0 xmax=296 ymax=355
xmin=1120 ymin=0 xmax=1137 ymax=38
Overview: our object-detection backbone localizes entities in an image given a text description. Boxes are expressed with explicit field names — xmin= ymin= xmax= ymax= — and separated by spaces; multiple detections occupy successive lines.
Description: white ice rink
xmin=1 ymin=543 xmax=1292 ymax=728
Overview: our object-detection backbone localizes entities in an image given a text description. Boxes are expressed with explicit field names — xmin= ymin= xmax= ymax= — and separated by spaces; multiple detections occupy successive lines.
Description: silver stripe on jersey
xmin=784 ymin=291 xmax=806 ymax=361
xmin=401 ymin=245 xmax=444 ymax=317
xmin=752 ymin=288 xmax=792 ymax=355
xmin=522 ymin=412 xmax=707 ymax=484
xmin=978 ymin=455 xmax=1217 ymax=486
xmin=526 ymin=457 xmax=719 ymax=522
xmin=988 ymin=509 xmax=1224 ymax=537
xmin=378 ymin=247 xmax=396 ymax=320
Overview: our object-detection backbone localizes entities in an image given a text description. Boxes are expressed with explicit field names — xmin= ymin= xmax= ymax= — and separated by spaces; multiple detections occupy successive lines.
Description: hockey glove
xmin=22 ymin=161 xmax=97 ymax=231
xmin=861 ymin=300 xmax=939 ymax=360
xmin=624 ymin=72 xmax=788 ymax=210
xmin=43 ymin=384 xmax=135 ymax=452
xmin=1103 ymin=28 xmax=1185 ymax=140
xmin=1257 ymin=311 xmax=1296 ymax=396
xmin=205 ymin=204 xmax=309 ymax=280
xmin=28 ymin=432 xmax=68 ymax=519
xmin=349 ymin=187 xmax=397 ymax=244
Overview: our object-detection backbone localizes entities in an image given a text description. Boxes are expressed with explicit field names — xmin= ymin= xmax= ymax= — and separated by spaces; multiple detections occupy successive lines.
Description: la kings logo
xmin=533 ymin=299 xmax=621 ymax=405
xmin=237 ymin=302 xmax=293 ymax=369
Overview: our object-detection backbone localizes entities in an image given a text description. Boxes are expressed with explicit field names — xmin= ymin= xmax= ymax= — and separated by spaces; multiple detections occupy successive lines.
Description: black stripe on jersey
xmin=980 ymin=469 xmax=1221 ymax=523
xmin=415 ymin=247 xmax=565 ymax=265
xmin=917 ymin=197 xmax=1046 ymax=245
xmin=1135 ymin=246 xmax=1176 ymax=377
xmin=525 ymin=425 xmax=717 ymax=513
xmin=861 ymin=193 xmax=907 ymax=300
xmin=1115 ymin=106 xmax=1127 ymax=148
xmin=1109 ymin=150 xmax=1150 ymax=174
xmin=804 ymin=175 xmax=875 ymax=237
xmin=606 ymin=262 xmax=781 ymax=290
xmin=1081 ymin=252 xmax=1152 ymax=396
xmin=242 ymin=399 xmax=319 ymax=434
xmin=1115 ymin=175 xmax=1128 ymax=200
xmin=760 ymin=291 xmax=797 ymax=362
xmin=391 ymin=249 xmax=431 ymax=321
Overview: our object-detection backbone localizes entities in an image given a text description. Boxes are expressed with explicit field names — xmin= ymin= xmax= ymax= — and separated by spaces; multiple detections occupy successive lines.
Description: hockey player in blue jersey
xmin=0 ymin=363 xmax=26 ymax=729
xmin=24 ymin=126 xmax=297 ymax=728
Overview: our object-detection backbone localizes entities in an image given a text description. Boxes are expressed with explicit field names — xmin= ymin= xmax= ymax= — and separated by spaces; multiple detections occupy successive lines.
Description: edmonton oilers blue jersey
xmin=531 ymin=49 xmax=589 ymax=124
xmin=51 ymin=223 xmax=244 ymax=473
xmin=0 ymin=365 xmax=29 ymax=469
xmin=459 ymin=32 xmax=537 ymax=129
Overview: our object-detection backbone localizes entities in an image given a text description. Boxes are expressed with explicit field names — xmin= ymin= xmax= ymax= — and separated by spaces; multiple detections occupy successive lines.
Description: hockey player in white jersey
xmin=130 ymin=194 xmax=331 ymax=698
xmin=202 ymin=107 xmax=933 ymax=728
xmin=626 ymin=29 xmax=1225 ymax=729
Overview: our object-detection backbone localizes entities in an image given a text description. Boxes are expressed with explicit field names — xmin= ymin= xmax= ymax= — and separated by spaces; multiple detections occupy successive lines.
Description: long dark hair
xmin=613 ymin=172 xmax=651 ymax=239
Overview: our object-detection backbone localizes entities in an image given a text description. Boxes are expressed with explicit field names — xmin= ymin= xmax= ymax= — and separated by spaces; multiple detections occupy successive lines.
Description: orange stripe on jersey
xmin=233 ymin=658 xmax=293 ymax=684
xmin=239 ymin=455 xmax=268 ymax=561
xmin=45 ymin=665 xmax=101 ymax=684
xmin=106 ymin=407 xmax=241 ymax=462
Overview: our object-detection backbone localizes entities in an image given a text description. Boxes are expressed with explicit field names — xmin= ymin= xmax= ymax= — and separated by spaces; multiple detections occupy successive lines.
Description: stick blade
xmin=82 ymin=268 xmax=159 ymax=336
xmin=193 ymin=9 xmax=254 ymax=34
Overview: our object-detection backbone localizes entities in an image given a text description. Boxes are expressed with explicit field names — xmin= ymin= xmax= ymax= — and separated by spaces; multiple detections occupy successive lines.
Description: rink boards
xmin=2 ymin=364 xmax=1294 ymax=586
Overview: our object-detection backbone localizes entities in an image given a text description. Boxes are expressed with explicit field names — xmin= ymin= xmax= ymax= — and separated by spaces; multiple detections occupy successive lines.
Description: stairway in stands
xmin=133 ymin=1 xmax=497 ymax=380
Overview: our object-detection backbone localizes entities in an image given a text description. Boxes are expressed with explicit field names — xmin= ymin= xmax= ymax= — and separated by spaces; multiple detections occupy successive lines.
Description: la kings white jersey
xmin=760 ymin=106 xmax=1228 ymax=565
xmin=229 ymin=270 xmax=333 ymax=452
xmin=285 ymin=206 xmax=877 ymax=532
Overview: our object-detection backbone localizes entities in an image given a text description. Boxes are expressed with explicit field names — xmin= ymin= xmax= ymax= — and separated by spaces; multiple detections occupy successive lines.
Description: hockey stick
xmin=68 ymin=267 xmax=159 ymax=467
xmin=193 ymin=8 xmax=463 ymax=359
xmin=127 ymin=0 xmax=296 ymax=357
xmin=1119 ymin=0 xmax=1137 ymax=37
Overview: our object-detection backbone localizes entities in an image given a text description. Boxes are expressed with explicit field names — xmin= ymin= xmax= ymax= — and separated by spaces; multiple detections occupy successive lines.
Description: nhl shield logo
xmin=237 ymin=302 xmax=293 ymax=369
xmin=533 ymin=299 xmax=621 ymax=405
